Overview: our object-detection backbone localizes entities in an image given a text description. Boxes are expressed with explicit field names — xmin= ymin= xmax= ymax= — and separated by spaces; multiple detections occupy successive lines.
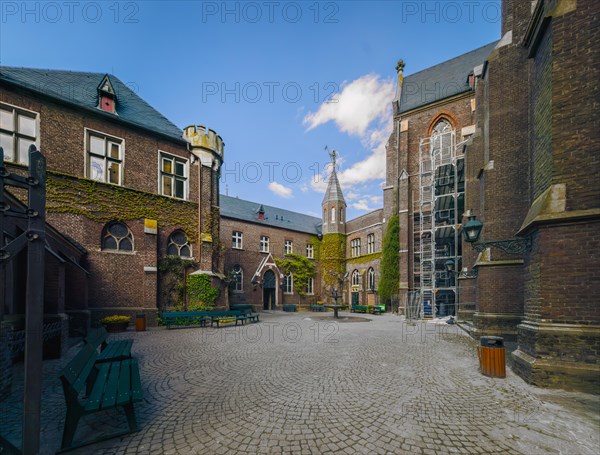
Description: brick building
xmin=385 ymin=0 xmax=599 ymax=391
xmin=221 ymin=156 xmax=384 ymax=311
xmin=0 ymin=67 xmax=223 ymax=333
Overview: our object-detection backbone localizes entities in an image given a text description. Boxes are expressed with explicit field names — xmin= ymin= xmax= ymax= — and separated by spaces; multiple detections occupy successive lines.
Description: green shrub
xmin=378 ymin=214 xmax=400 ymax=302
xmin=187 ymin=274 xmax=220 ymax=310
xmin=100 ymin=315 xmax=131 ymax=324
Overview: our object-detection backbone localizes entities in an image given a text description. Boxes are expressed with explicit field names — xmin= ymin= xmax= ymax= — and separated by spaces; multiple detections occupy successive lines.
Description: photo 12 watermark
xmin=201 ymin=321 xmax=340 ymax=345
xmin=220 ymin=160 xmax=332 ymax=185
xmin=1 ymin=1 xmax=140 ymax=24
xmin=201 ymin=81 xmax=339 ymax=104
xmin=201 ymin=1 xmax=340 ymax=24
xmin=400 ymin=1 xmax=501 ymax=24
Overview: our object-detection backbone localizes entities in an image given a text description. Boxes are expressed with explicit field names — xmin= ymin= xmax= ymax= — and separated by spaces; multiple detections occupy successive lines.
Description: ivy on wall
xmin=347 ymin=252 xmax=382 ymax=265
xmin=319 ymin=233 xmax=346 ymax=290
xmin=158 ymin=256 xmax=198 ymax=310
xmin=45 ymin=171 xmax=198 ymax=240
xmin=275 ymin=253 xmax=316 ymax=296
xmin=378 ymin=214 xmax=400 ymax=302
xmin=187 ymin=274 xmax=220 ymax=311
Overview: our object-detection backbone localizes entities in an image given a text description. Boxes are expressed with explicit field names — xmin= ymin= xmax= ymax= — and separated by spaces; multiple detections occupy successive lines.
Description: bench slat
xmin=98 ymin=339 xmax=133 ymax=362
xmin=84 ymin=362 xmax=111 ymax=412
xmin=116 ymin=359 xmax=132 ymax=406
xmin=131 ymin=359 xmax=143 ymax=402
xmin=67 ymin=345 xmax=99 ymax=395
xmin=101 ymin=362 xmax=121 ymax=409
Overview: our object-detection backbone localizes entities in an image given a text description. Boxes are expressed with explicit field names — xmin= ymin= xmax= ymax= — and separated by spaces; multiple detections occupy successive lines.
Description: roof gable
xmin=398 ymin=41 xmax=498 ymax=114
xmin=220 ymin=195 xmax=322 ymax=235
xmin=0 ymin=66 xmax=185 ymax=142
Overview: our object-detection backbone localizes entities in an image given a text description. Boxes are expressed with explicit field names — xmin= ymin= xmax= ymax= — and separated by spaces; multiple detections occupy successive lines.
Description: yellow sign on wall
xmin=144 ymin=219 xmax=157 ymax=235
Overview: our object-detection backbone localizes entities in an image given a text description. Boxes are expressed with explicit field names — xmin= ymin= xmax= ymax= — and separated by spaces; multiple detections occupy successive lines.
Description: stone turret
xmin=322 ymin=149 xmax=346 ymax=235
xmin=183 ymin=125 xmax=224 ymax=277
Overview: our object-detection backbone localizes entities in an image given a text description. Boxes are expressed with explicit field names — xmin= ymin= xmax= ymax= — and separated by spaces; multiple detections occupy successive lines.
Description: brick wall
xmin=1 ymin=84 xmax=208 ymax=327
xmin=221 ymin=216 xmax=319 ymax=311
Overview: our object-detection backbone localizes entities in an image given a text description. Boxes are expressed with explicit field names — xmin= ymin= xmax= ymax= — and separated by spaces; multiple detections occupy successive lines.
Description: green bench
xmin=282 ymin=304 xmax=297 ymax=312
xmin=59 ymin=343 xmax=142 ymax=451
xmin=234 ymin=307 xmax=260 ymax=323
xmin=208 ymin=310 xmax=248 ymax=327
xmin=160 ymin=311 xmax=211 ymax=329
xmin=84 ymin=327 xmax=133 ymax=362
xmin=310 ymin=304 xmax=325 ymax=312
xmin=351 ymin=305 xmax=383 ymax=314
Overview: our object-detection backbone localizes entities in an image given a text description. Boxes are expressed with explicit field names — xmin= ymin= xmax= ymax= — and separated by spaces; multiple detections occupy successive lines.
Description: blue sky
xmin=1 ymin=1 xmax=500 ymax=219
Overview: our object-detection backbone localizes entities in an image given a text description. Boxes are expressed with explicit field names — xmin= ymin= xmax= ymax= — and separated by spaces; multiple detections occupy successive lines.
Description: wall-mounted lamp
xmin=462 ymin=210 xmax=530 ymax=254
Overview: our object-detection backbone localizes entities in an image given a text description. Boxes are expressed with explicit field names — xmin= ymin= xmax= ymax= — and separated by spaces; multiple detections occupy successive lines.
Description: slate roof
xmin=0 ymin=66 xmax=185 ymax=143
xmin=398 ymin=41 xmax=498 ymax=114
xmin=220 ymin=195 xmax=322 ymax=235
xmin=322 ymin=168 xmax=345 ymax=205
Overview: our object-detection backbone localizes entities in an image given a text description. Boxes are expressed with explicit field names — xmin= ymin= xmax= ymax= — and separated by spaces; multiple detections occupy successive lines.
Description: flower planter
xmin=103 ymin=322 xmax=129 ymax=333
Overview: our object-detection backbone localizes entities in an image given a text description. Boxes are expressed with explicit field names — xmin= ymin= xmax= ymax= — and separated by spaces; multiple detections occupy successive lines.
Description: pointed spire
xmin=322 ymin=149 xmax=345 ymax=205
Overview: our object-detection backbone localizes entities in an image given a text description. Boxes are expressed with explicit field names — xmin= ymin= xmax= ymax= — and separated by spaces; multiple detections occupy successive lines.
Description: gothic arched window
xmin=167 ymin=230 xmax=191 ymax=257
xmin=368 ymin=268 xmax=375 ymax=290
xmin=102 ymin=221 xmax=133 ymax=251
xmin=351 ymin=270 xmax=361 ymax=286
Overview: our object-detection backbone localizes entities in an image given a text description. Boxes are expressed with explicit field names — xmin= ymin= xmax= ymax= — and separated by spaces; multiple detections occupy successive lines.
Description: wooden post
xmin=23 ymin=146 xmax=46 ymax=455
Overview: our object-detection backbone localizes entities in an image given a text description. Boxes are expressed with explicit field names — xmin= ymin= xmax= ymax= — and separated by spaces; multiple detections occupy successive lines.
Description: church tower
xmin=322 ymin=150 xmax=346 ymax=235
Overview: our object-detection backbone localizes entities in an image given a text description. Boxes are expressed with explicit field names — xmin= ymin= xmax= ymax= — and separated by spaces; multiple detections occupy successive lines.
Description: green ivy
xmin=319 ymin=233 xmax=346 ymax=290
xmin=45 ymin=171 xmax=199 ymax=240
xmin=158 ymin=256 xmax=198 ymax=310
xmin=378 ymin=214 xmax=400 ymax=302
xmin=187 ymin=274 xmax=220 ymax=311
xmin=275 ymin=253 xmax=316 ymax=296
xmin=347 ymin=252 xmax=382 ymax=265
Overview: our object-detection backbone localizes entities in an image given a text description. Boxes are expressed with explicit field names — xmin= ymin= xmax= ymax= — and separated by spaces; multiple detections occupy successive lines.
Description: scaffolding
xmin=413 ymin=129 xmax=465 ymax=318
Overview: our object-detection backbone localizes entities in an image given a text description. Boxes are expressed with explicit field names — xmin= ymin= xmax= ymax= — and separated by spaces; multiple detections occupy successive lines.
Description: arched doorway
xmin=263 ymin=270 xmax=276 ymax=310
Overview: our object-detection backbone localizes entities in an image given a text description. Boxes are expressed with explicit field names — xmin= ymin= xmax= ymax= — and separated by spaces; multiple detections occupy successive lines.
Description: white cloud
xmin=352 ymin=199 xmax=374 ymax=211
xmin=268 ymin=181 xmax=293 ymax=199
xmin=303 ymin=73 xmax=395 ymax=213
xmin=303 ymin=74 xmax=395 ymax=136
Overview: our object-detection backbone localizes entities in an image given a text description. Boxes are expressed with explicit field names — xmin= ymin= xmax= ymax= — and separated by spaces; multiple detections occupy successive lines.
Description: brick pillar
xmin=512 ymin=0 xmax=600 ymax=392
xmin=470 ymin=17 xmax=531 ymax=340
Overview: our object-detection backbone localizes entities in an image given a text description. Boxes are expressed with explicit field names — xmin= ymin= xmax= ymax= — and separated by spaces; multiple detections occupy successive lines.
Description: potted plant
xmin=100 ymin=315 xmax=131 ymax=333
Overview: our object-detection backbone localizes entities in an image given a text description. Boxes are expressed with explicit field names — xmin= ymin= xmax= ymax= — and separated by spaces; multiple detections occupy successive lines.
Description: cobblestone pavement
xmin=1 ymin=312 xmax=599 ymax=454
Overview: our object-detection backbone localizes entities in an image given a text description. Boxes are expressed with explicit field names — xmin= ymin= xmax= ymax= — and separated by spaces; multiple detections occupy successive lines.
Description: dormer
xmin=97 ymin=75 xmax=116 ymax=114
xmin=258 ymin=205 xmax=265 ymax=221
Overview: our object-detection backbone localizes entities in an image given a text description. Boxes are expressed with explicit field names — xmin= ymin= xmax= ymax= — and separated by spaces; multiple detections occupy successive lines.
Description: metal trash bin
xmin=478 ymin=336 xmax=506 ymax=378
xmin=135 ymin=314 xmax=146 ymax=332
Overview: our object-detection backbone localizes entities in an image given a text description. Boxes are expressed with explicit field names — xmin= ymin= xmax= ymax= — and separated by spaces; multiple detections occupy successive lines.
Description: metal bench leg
xmin=61 ymin=409 xmax=81 ymax=449
xmin=123 ymin=403 xmax=138 ymax=431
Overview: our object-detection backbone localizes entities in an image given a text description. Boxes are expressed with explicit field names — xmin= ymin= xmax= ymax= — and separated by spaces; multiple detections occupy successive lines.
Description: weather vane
xmin=325 ymin=145 xmax=337 ymax=168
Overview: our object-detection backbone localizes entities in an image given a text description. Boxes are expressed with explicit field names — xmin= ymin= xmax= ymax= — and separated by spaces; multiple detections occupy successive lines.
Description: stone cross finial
xmin=396 ymin=59 xmax=405 ymax=73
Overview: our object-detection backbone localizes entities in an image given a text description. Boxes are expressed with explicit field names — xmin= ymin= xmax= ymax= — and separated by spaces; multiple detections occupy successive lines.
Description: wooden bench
xmin=351 ymin=305 xmax=383 ymax=315
xmin=234 ymin=307 xmax=260 ymax=323
xmin=160 ymin=311 xmax=211 ymax=329
xmin=59 ymin=343 xmax=142 ymax=451
xmin=282 ymin=304 xmax=297 ymax=312
xmin=310 ymin=304 xmax=325 ymax=312
xmin=208 ymin=310 xmax=247 ymax=327
xmin=84 ymin=327 xmax=133 ymax=363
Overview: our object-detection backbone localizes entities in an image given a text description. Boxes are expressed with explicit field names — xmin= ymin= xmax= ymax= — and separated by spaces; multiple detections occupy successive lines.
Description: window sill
xmin=232 ymin=247 xmax=244 ymax=251
xmin=160 ymin=193 xmax=188 ymax=202
xmin=99 ymin=249 xmax=136 ymax=255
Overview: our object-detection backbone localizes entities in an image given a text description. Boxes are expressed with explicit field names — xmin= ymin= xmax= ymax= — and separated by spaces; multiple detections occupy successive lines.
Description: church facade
xmin=384 ymin=0 xmax=599 ymax=391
